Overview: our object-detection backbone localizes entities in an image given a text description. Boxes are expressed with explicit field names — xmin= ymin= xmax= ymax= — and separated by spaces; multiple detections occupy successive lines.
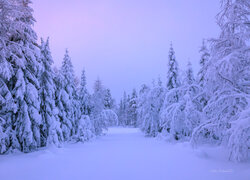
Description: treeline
xmin=0 ymin=0 xmax=118 ymax=154
xmin=118 ymin=0 xmax=250 ymax=162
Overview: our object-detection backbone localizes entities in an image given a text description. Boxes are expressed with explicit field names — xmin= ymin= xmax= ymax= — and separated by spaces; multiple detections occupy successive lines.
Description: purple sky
xmin=32 ymin=0 xmax=220 ymax=100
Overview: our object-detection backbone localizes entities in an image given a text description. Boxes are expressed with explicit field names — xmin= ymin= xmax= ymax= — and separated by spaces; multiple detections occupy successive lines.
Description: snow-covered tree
xmin=127 ymin=89 xmax=138 ymax=127
xmin=166 ymin=43 xmax=180 ymax=90
xmin=101 ymin=109 xmax=118 ymax=127
xmin=74 ymin=69 xmax=94 ymax=141
xmin=118 ymin=91 xmax=129 ymax=126
xmin=39 ymin=38 xmax=63 ymax=147
xmin=191 ymin=0 xmax=250 ymax=162
xmin=90 ymin=78 xmax=108 ymax=135
xmin=59 ymin=49 xmax=76 ymax=140
xmin=0 ymin=0 xmax=16 ymax=153
xmin=141 ymin=78 xmax=166 ymax=137
xmin=198 ymin=40 xmax=210 ymax=87
xmin=104 ymin=88 xmax=114 ymax=110
xmin=79 ymin=69 xmax=91 ymax=115
xmin=137 ymin=84 xmax=150 ymax=127
xmin=185 ymin=61 xmax=195 ymax=86
xmin=6 ymin=0 xmax=43 ymax=153
xmin=159 ymin=43 xmax=182 ymax=139
xmin=74 ymin=114 xmax=94 ymax=142
xmin=160 ymin=63 xmax=201 ymax=141
xmin=117 ymin=99 xmax=124 ymax=126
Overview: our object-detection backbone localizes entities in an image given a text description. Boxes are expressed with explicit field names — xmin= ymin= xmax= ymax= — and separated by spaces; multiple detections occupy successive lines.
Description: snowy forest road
xmin=0 ymin=128 xmax=249 ymax=180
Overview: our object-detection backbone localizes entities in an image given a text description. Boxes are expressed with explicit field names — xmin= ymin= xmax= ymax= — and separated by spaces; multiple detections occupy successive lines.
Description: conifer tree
xmin=166 ymin=43 xmax=180 ymax=90
xmin=79 ymin=69 xmax=91 ymax=115
xmin=39 ymin=38 xmax=63 ymax=147
xmin=90 ymin=78 xmax=107 ymax=135
xmin=198 ymin=40 xmax=210 ymax=87
xmin=7 ymin=0 xmax=43 ymax=152
xmin=104 ymin=89 xmax=114 ymax=109
xmin=127 ymin=89 xmax=138 ymax=127
xmin=0 ymin=0 xmax=16 ymax=153
xmin=160 ymin=43 xmax=181 ymax=137
xmin=59 ymin=49 xmax=76 ymax=140
xmin=141 ymin=78 xmax=166 ymax=137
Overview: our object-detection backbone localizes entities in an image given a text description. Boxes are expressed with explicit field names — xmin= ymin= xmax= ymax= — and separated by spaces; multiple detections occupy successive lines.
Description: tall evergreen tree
xmin=141 ymin=78 xmax=166 ymax=137
xmin=79 ymin=69 xmax=90 ymax=115
xmin=160 ymin=43 xmax=181 ymax=137
xmin=0 ymin=0 xmax=16 ymax=153
xmin=198 ymin=39 xmax=210 ymax=87
xmin=6 ymin=0 xmax=43 ymax=152
xmin=90 ymin=78 xmax=107 ymax=135
xmin=137 ymin=85 xmax=150 ymax=127
xmin=118 ymin=91 xmax=129 ymax=126
xmin=166 ymin=43 xmax=180 ymax=90
xmin=104 ymin=88 xmax=114 ymax=110
xmin=184 ymin=61 xmax=195 ymax=85
xmin=59 ymin=49 xmax=76 ymax=140
xmin=39 ymin=38 xmax=63 ymax=147
xmin=127 ymin=89 xmax=138 ymax=127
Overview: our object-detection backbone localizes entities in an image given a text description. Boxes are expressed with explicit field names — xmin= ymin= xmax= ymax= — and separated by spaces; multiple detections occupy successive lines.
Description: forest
xmin=0 ymin=0 xmax=249 ymax=167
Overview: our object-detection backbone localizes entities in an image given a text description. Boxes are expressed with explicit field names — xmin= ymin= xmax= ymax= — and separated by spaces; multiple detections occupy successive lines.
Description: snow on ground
xmin=0 ymin=127 xmax=249 ymax=180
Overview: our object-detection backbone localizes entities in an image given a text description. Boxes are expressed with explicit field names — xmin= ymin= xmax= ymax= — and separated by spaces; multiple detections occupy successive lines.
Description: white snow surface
xmin=0 ymin=127 xmax=249 ymax=180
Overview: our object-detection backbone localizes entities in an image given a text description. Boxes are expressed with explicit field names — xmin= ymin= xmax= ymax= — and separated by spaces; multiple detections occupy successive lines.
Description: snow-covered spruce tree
xmin=90 ymin=78 xmax=108 ymax=135
xmin=159 ymin=43 xmax=182 ymax=140
xmin=141 ymin=78 xmax=166 ymax=137
xmin=74 ymin=69 xmax=94 ymax=142
xmin=160 ymin=62 xmax=201 ymax=141
xmin=78 ymin=69 xmax=91 ymax=115
xmin=59 ymin=49 xmax=76 ymax=141
xmin=117 ymin=99 xmax=124 ymax=126
xmin=0 ymin=73 xmax=14 ymax=153
xmin=191 ymin=0 xmax=250 ymax=162
xmin=118 ymin=91 xmax=129 ymax=126
xmin=127 ymin=89 xmax=138 ymax=127
xmin=137 ymin=84 xmax=150 ymax=128
xmin=39 ymin=38 xmax=63 ymax=147
xmin=176 ymin=62 xmax=201 ymax=139
xmin=102 ymin=88 xmax=118 ymax=126
xmin=166 ymin=43 xmax=180 ymax=90
xmin=103 ymin=88 xmax=114 ymax=110
xmin=192 ymin=40 xmax=211 ymax=112
xmin=0 ymin=0 xmax=16 ymax=153
xmin=3 ymin=0 xmax=43 ymax=153
xmin=198 ymin=39 xmax=210 ymax=87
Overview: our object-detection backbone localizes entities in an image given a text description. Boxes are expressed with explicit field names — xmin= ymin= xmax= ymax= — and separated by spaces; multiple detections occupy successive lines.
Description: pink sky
xmin=32 ymin=0 xmax=220 ymax=99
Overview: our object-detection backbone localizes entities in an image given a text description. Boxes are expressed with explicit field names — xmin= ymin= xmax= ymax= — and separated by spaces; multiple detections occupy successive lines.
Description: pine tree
xmin=0 ymin=0 xmax=16 ymax=153
xmin=118 ymin=91 xmax=129 ymax=126
xmin=118 ymin=99 xmax=124 ymax=126
xmin=39 ymin=38 xmax=63 ymax=147
xmin=79 ymin=69 xmax=91 ymax=115
xmin=104 ymin=89 xmax=114 ymax=109
xmin=198 ymin=40 xmax=210 ymax=87
xmin=141 ymin=78 xmax=166 ymax=137
xmin=185 ymin=61 xmax=195 ymax=85
xmin=90 ymin=78 xmax=107 ymax=135
xmin=59 ymin=49 xmax=76 ymax=140
xmin=127 ymin=89 xmax=138 ymax=127
xmin=137 ymin=84 xmax=150 ymax=128
xmin=6 ymin=0 xmax=43 ymax=152
xmin=160 ymin=43 xmax=181 ymax=137
xmin=166 ymin=43 xmax=180 ymax=90
xmin=74 ymin=69 xmax=94 ymax=142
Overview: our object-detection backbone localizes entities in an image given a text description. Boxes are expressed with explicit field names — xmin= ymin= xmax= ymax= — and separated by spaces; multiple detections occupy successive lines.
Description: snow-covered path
xmin=0 ymin=128 xmax=249 ymax=180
